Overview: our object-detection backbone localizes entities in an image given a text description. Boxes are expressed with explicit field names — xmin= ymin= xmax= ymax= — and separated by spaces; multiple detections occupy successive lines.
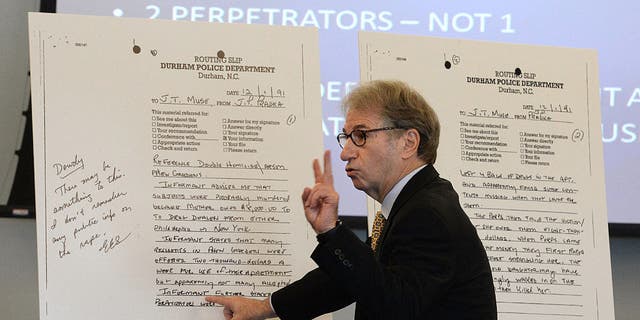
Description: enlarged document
xmin=29 ymin=13 xmax=321 ymax=320
xmin=359 ymin=32 xmax=614 ymax=319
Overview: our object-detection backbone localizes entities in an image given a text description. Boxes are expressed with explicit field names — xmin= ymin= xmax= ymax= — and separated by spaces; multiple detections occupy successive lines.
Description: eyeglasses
xmin=337 ymin=127 xmax=405 ymax=149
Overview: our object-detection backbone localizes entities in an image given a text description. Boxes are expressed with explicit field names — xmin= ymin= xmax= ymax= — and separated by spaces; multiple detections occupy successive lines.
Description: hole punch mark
xmin=132 ymin=39 xmax=141 ymax=54
xmin=515 ymin=67 xmax=522 ymax=76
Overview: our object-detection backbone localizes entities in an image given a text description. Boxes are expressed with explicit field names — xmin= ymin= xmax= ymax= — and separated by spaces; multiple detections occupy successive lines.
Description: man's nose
xmin=340 ymin=140 xmax=356 ymax=162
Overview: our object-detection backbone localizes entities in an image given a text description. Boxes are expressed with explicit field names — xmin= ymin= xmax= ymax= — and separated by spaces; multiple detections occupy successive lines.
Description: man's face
xmin=339 ymin=107 xmax=402 ymax=201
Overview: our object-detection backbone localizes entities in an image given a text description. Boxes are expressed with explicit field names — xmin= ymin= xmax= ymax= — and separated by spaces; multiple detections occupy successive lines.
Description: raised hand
xmin=301 ymin=150 xmax=339 ymax=234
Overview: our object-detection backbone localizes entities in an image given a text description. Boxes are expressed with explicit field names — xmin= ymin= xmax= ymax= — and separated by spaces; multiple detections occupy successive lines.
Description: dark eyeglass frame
xmin=336 ymin=127 xmax=405 ymax=149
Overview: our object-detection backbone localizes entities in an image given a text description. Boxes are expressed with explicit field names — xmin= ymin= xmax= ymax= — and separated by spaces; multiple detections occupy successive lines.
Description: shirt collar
xmin=380 ymin=165 xmax=427 ymax=219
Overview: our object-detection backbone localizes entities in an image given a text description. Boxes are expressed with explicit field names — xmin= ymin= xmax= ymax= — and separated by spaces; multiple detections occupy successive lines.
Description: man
xmin=207 ymin=80 xmax=497 ymax=319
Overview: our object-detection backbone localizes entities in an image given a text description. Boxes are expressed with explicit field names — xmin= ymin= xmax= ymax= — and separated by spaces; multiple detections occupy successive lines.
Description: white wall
xmin=609 ymin=237 xmax=640 ymax=320
xmin=0 ymin=0 xmax=39 ymax=204
xmin=0 ymin=218 xmax=39 ymax=320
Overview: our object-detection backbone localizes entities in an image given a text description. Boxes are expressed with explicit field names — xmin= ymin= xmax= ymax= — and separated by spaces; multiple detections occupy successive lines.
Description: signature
xmin=99 ymin=232 xmax=132 ymax=254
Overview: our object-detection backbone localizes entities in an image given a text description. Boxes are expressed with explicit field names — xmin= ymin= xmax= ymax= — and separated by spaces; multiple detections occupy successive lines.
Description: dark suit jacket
xmin=271 ymin=165 xmax=496 ymax=319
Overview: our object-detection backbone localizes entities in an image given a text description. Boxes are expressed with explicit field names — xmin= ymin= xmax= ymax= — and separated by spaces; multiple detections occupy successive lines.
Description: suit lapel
xmin=374 ymin=165 xmax=440 ymax=257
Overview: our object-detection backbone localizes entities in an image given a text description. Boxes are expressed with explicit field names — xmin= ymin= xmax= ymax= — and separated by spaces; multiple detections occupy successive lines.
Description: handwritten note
xmin=49 ymin=154 xmax=133 ymax=260
xmin=359 ymin=32 xmax=614 ymax=319
xmin=29 ymin=13 xmax=322 ymax=320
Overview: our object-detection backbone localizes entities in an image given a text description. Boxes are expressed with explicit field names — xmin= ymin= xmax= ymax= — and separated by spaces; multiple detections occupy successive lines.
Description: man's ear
xmin=401 ymin=128 xmax=420 ymax=159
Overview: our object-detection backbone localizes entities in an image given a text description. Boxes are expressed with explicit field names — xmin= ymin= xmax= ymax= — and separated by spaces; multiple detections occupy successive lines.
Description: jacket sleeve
xmin=310 ymin=213 xmax=456 ymax=320
xmin=270 ymin=264 xmax=355 ymax=319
